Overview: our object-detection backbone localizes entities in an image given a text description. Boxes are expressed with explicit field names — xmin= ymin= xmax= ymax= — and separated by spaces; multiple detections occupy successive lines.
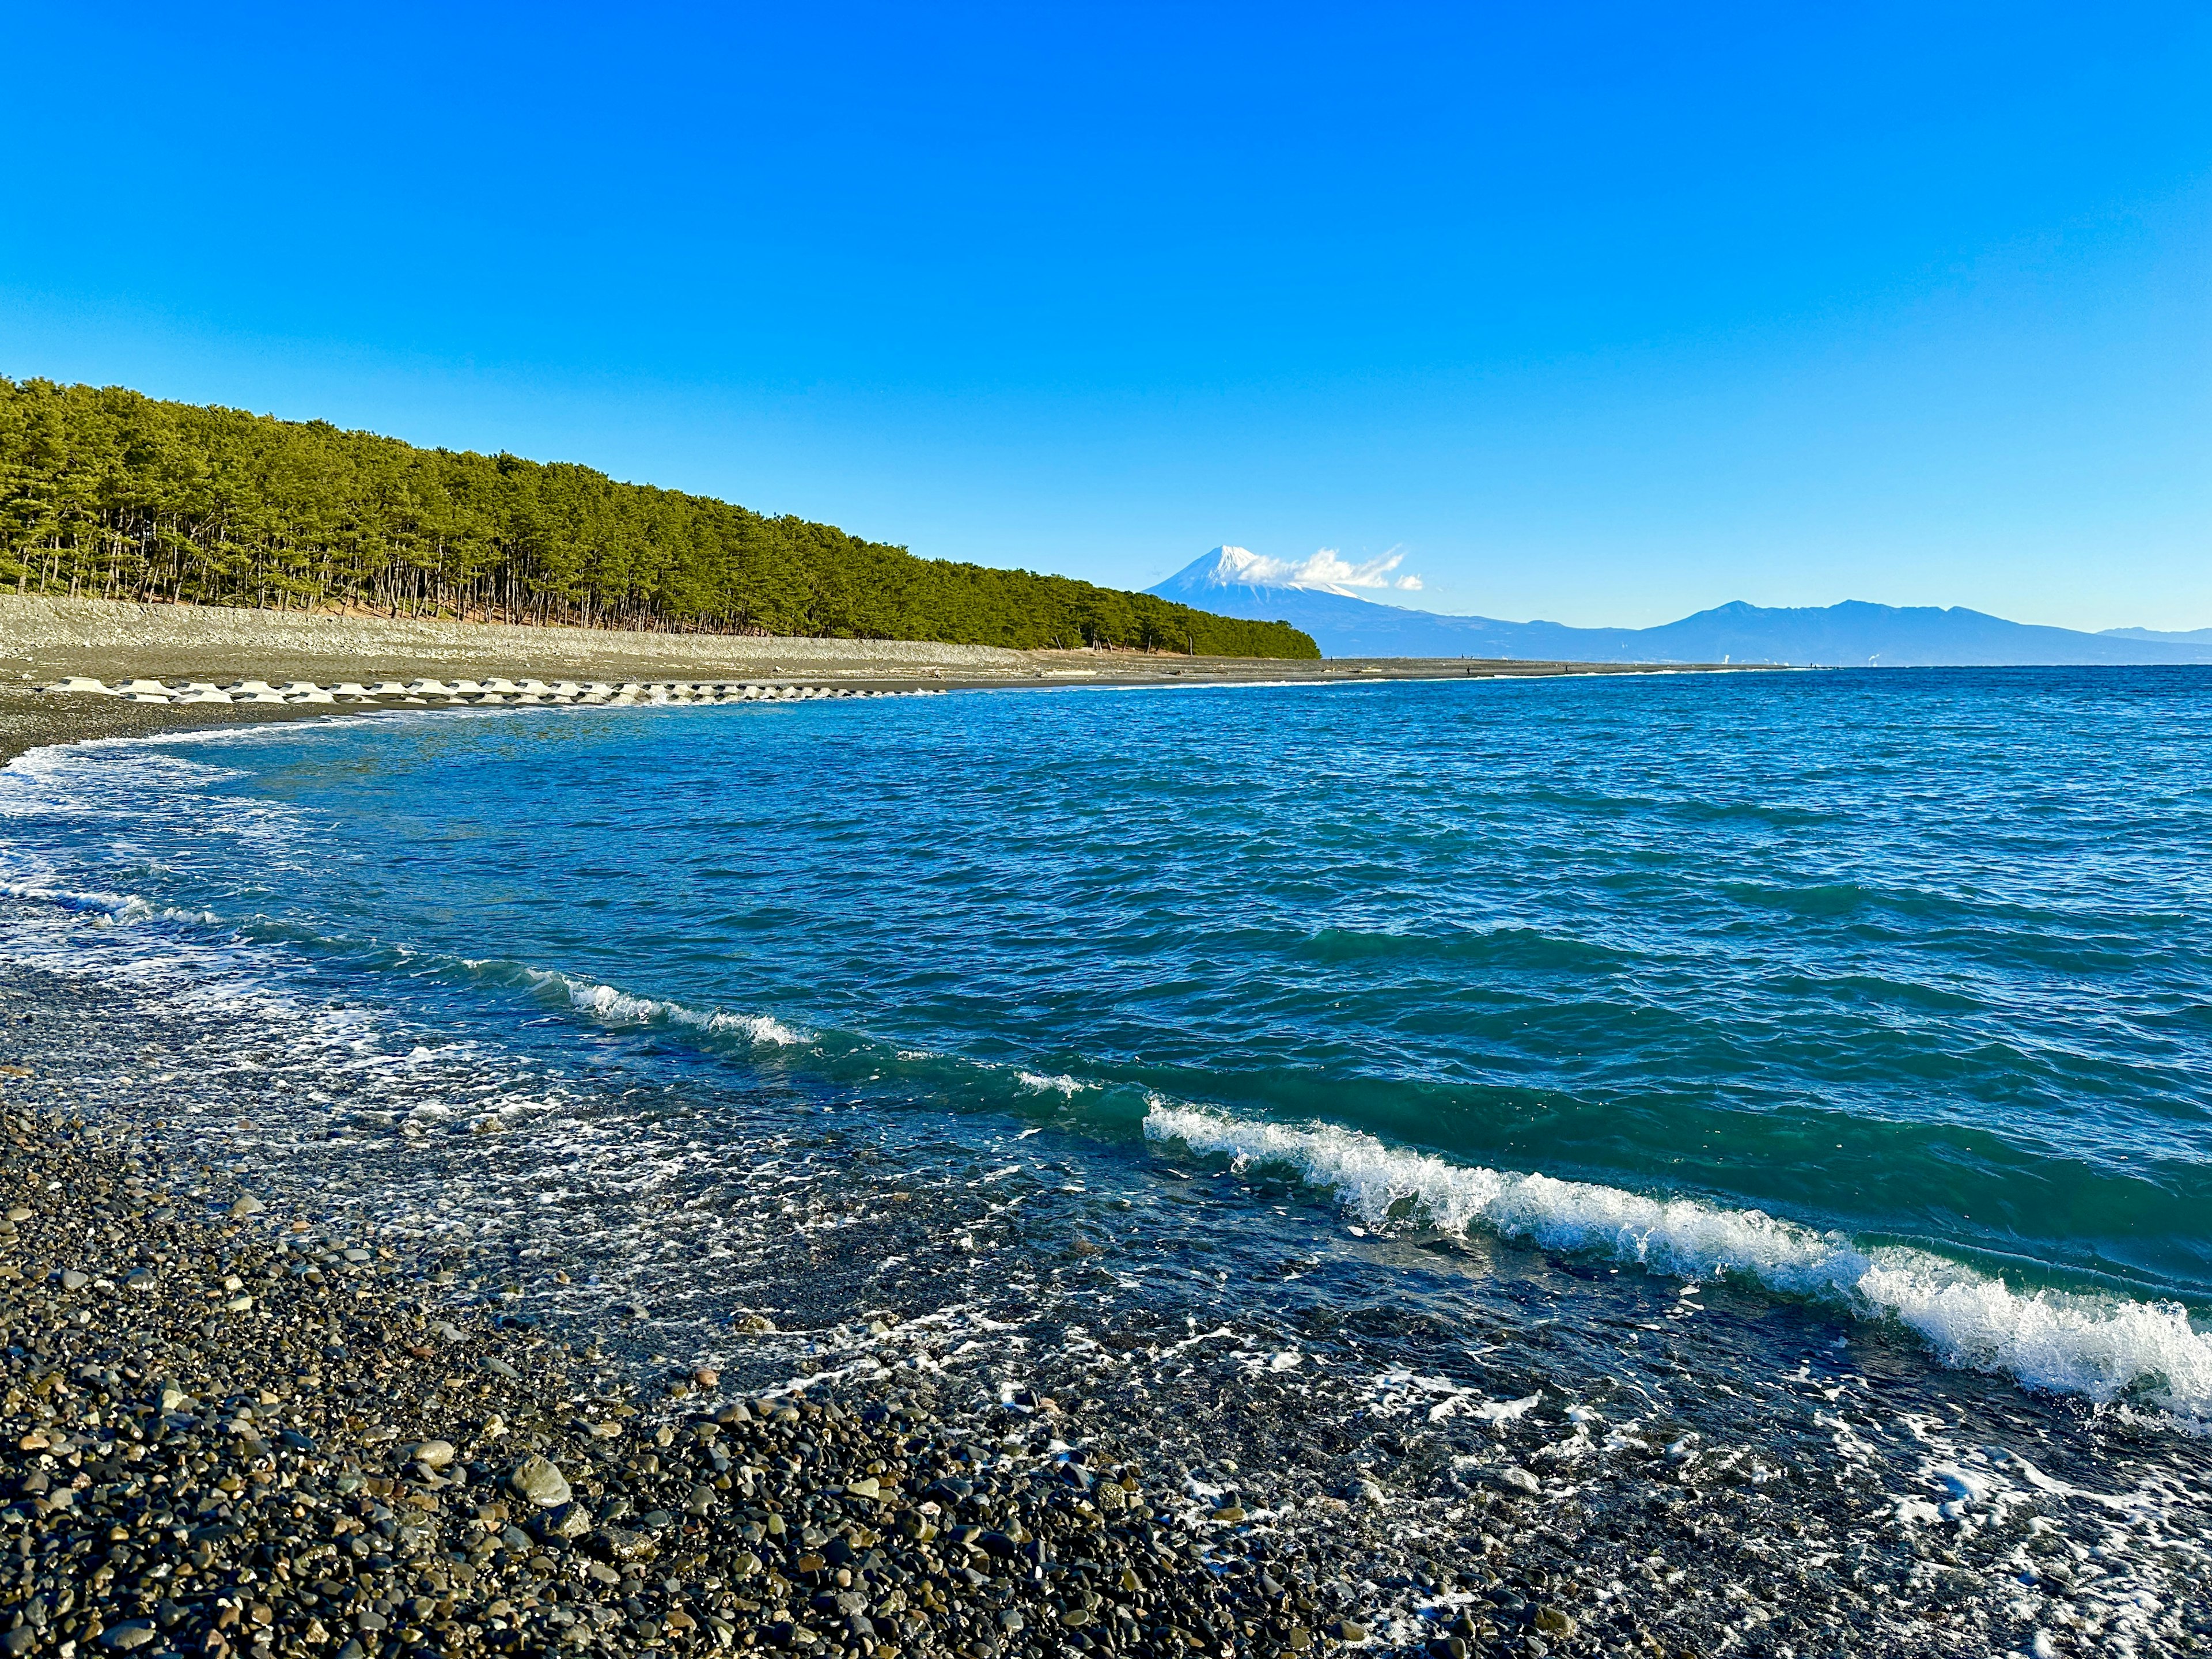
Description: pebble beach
xmin=3 ymin=937 xmax=2204 ymax=1659
xmin=0 ymin=1096 xmax=1343 ymax=1659
xmin=2 ymin=601 xmax=2207 ymax=1659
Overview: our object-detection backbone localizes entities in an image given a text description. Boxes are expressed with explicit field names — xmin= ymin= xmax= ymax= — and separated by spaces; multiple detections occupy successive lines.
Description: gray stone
xmin=60 ymin=1269 xmax=89 ymax=1291
xmin=509 ymin=1453 xmax=572 ymax=1508
xmin=550 ymin=1502 xmax=593 ymax=1539
xmin=229 ymin=1194 xmax=266 ymax=1217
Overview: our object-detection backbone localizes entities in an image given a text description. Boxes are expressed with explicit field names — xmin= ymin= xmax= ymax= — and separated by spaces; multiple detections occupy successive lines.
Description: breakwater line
xmin=36 ymin=675 xmax=944 ymax=707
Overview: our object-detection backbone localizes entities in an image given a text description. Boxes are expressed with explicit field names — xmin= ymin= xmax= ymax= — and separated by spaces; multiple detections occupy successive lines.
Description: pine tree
xmin=0 ymin=378 xmax=1317 ymax=658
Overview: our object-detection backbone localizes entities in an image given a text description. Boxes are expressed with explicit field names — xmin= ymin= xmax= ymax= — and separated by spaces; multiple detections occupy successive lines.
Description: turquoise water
xmin=5 ymin=668 xmax=2211 ymax=1419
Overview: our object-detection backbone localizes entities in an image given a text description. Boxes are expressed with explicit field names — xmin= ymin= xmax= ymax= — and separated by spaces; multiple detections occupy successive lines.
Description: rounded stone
xmin=508 ymin=1454 xmax=573 ymax=1508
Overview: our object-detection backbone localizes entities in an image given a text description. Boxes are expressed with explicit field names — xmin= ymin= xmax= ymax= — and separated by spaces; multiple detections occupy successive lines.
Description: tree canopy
xmin=0 ymin=379 xmax=1318 ymax=658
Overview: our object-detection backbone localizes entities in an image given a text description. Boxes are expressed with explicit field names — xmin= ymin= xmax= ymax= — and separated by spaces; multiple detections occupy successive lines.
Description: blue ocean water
xmin=4 ymin=668 xmax=2210 ymax=1423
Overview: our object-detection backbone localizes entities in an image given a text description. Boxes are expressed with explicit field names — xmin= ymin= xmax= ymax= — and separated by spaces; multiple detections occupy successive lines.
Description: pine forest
xmin=0 ymin=380 xmax=1319 ymax=658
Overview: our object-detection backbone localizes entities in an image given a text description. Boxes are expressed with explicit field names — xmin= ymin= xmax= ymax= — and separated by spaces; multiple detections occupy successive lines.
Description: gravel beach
xmin=0 ymin=594 xmax=1743 ymax=773
xmin=1 ymin=946 xmax=2204 ymax=1659
xmin=0 ymin=1098 xmax=1350 ymax=1659
xmin=0 ymin=599 xmax=1043 ymax=688
xmin=6 ymin=600 xmax=2201 ymax=1659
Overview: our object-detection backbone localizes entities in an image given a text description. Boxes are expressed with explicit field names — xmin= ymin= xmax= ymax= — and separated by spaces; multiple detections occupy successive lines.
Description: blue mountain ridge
xmin=1149 ymin=550 xmax=2212 ymax=666
xmin=2101 ymin=626 xmax=2212 ymax=645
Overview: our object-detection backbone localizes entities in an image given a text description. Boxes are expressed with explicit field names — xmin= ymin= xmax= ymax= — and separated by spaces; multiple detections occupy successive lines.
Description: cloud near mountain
xmin=1207 ymin=545 xmax=1423 ymax=595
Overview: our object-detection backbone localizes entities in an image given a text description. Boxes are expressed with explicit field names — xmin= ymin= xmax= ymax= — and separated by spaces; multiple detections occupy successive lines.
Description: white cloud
xmin=1211 ymin=544 xmax=1424 ymax=596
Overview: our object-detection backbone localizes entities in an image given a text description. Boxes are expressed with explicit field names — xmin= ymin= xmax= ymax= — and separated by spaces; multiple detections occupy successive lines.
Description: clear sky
xmin=4 ymin=3 xmax=2207 ymax=630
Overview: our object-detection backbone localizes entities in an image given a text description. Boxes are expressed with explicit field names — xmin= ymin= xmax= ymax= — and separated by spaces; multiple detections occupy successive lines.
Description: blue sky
xmin=4 ymin=3 xmax=2207 ymax=630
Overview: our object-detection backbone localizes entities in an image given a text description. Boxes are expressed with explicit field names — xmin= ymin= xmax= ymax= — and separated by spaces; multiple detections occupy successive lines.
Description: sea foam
xmin=1143 ymin=1103 xmax=2212 ymax=1424
xmin=535 ymin=971 xmax=810 ymax=1047
xmin=1016 ymin=1071 xmax=1090 ymax=1096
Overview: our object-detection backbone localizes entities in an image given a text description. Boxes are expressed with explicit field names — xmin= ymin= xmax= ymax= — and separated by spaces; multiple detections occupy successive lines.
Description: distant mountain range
xmin=1150 ymin=548 xmax=2212 ymax=666
xmin=2100 ymin=625 xmax=2212 ymax=645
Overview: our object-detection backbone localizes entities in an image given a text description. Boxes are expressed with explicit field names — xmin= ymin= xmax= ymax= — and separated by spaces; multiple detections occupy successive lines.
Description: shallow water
xmin=3 ymin=669 xmax=2211 ymax=1652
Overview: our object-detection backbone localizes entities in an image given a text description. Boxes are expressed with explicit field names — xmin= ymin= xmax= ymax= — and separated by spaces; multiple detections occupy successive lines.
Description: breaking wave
xmin=1143 ymin=1103 xmax=2212 ymax=1425
xmin=1016 ymin=1071 xmax=1091 ymax=1096
xmin=525 ymin=969 xmax=812 ymax=1048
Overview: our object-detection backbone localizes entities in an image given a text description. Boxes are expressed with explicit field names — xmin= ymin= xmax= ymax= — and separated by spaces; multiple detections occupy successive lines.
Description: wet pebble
xmin=0 ymin=1108 xmax=1362 ymax=1658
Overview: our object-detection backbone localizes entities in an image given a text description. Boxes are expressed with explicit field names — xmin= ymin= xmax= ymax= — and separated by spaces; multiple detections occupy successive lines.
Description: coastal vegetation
xmin=0 ymin=378 xmax=1318 ymax=657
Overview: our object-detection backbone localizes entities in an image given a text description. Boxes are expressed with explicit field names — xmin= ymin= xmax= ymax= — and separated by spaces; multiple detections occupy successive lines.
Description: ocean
xmin=3 ymin=668 xmax=2208 ymax=1653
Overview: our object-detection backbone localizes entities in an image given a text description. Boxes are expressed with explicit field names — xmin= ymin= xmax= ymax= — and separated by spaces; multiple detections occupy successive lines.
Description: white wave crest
xmin=0 ymin=876 xmax=225 ymax=933
xmin=1016 ymin=1071 xmax=1090 ymax=1096
xmin=1142 ymin=1103 xmax=2212 ymax=1423
xmin=539 ymin=973 xmax=809 ymax=1047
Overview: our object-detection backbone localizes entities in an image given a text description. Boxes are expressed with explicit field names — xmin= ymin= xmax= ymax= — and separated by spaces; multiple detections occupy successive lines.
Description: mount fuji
xmin=1150 ymin=548 xmax=2212 ymax=667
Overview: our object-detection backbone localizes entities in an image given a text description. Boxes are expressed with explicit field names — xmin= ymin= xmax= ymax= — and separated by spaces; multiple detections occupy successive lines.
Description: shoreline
xmin=0 ymin=670 xmax=1682 ymax=774
xmin=0 ymin=1092 xmax=1335 ymax=1659
xmin=0 ymin=594 xmax=1758 ymax=768
xmin=2 ymin=595 xmax=1748 ymax=687
xmin=2 ymin=905 xmax=2207 ymax=1659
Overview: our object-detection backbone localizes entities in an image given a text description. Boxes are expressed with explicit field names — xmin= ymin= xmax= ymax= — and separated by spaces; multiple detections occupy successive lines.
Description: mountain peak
xmin=1187 ymin=546 xmax=1270 ymax=586
xmin=1158 ymin=545 xmax=1422 ymax=600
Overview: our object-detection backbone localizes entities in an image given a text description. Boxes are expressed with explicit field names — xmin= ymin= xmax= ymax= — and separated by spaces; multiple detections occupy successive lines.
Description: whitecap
xmin=531 ymin=969 xmax=810 ymax=1048
xmin=1016 ymin=1071 xmax=1090 ymax=1096
xmin=1142 ymin=1101 xmax=2212 ymax=1425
